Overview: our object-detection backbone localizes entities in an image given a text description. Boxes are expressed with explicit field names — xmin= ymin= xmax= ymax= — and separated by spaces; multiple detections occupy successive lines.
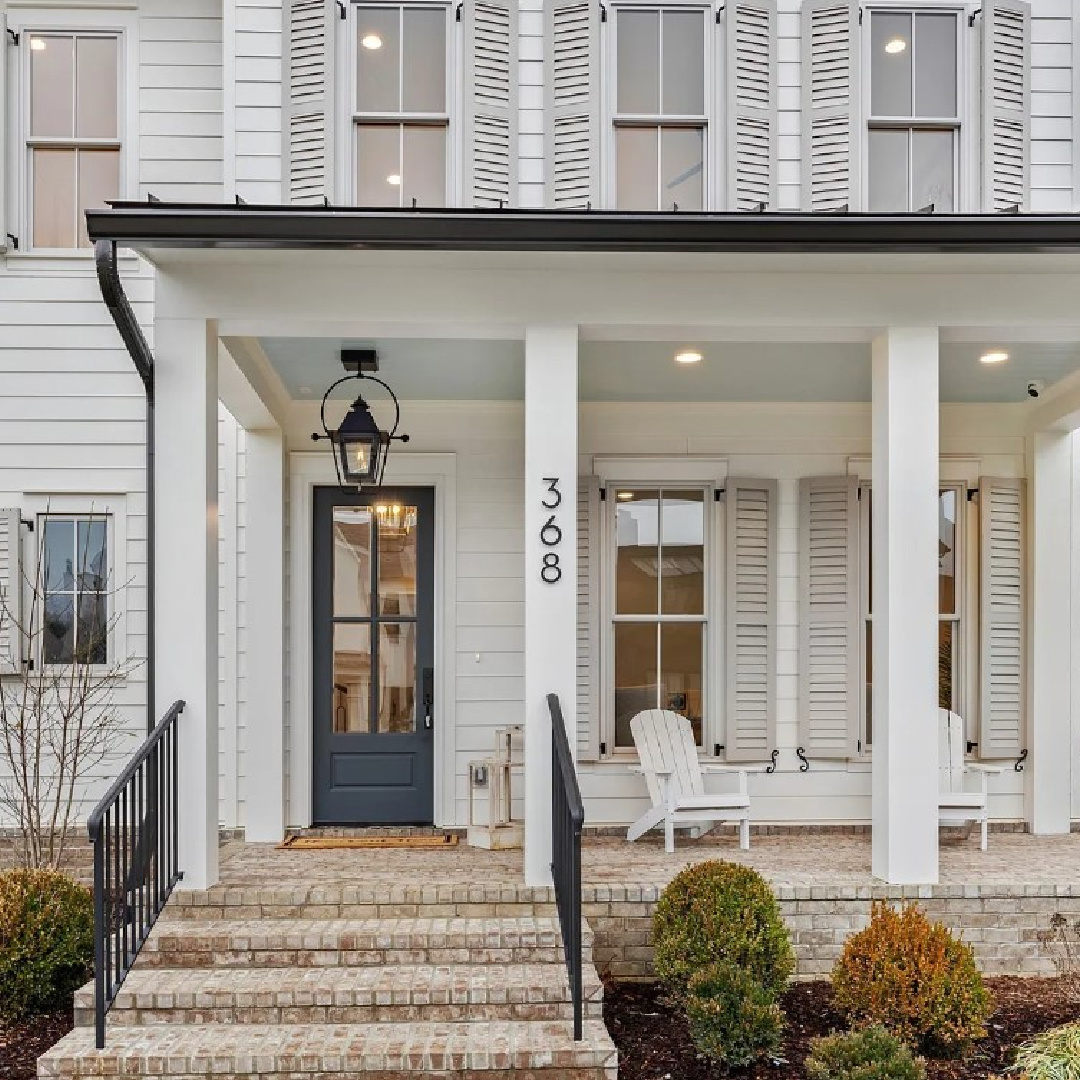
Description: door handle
xmin=423 ymin=667 xmax=434 ymax=730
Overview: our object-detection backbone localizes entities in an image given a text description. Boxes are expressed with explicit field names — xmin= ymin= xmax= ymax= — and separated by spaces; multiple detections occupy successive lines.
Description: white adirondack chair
xmin=938 ymin=708 xmax=1003 ymax=851
xmin=627 ymin=709 xmax=761 ymax=854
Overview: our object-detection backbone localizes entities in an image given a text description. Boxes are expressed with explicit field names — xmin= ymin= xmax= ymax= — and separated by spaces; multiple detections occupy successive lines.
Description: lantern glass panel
xmin=338 ymin=432 xmax=380 ymax=484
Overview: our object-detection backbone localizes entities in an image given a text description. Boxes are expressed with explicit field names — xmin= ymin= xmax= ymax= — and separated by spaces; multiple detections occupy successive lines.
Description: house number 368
xmin=540 ymin=477 xmax=563 ymax=584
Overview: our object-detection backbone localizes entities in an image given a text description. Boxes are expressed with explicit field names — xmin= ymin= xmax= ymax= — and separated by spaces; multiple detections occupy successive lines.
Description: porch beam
xmin=871 ymin=327 xmax=940 ymax=885
xmin=1027 ymin=430 xmax=1073 ymax=834
xmin=155 ymin=316 xmax=220 ymax=891
xmin=523 ymin=326 xmax=579 ymax=887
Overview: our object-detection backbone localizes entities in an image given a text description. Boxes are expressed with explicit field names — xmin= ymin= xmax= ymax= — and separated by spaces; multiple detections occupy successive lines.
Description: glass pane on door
xmin=376 ymin=503 xmax=418 ymax=616
xmin=333 ymin=623 xmax=372 ymax=733
xmin=333 ymin=508 xmax=372 ymax=617
xmin=378 ymin=622 xmax=416 ymax=732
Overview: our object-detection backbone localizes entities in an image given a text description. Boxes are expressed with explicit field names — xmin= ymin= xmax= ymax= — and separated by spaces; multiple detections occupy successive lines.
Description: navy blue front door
xmin=312 ymin=486 xmax=435 ymax=824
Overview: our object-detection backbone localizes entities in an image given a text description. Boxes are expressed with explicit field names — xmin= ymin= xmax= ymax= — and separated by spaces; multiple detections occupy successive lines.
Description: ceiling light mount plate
xmin=341 ymin=348 xmax=379 ymax=374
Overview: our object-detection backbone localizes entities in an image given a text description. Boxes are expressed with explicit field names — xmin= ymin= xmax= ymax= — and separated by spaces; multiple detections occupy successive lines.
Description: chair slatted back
xmin=630 ymin=710 xmax=704 ymax=806
xmin=939 ymin=708 xmax=965 ymax=794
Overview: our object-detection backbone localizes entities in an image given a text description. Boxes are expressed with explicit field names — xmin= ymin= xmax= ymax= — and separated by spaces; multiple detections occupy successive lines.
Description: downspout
xmin=94 ymin=239 xmax=155 ymax=734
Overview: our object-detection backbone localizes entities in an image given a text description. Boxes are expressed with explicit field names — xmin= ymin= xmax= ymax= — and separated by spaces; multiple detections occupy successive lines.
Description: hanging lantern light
xmin=312 ymin=349 xmax=409 ymax=489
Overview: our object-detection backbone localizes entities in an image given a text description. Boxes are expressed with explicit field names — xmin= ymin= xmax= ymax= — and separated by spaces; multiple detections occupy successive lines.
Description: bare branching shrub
xmin=0 ymin=510 xmax=138 ymax=869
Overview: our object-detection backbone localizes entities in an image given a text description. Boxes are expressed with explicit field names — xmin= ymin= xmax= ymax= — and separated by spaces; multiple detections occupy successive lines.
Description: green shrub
xmin=653 ymin=860 xmax=795 ymax=1004
xmin=832 ymin=902 xmax=991 ymax=1056
xmin=806 ymin=1026 xmax=927 ymax=1080
xmin=684 ymin=960 xmax=785 ymax=1070
xmin=1011 ymin=1021 xmax=1080 ymax=1080
xmin=0 ymin=869 xmax=93 ymax=1020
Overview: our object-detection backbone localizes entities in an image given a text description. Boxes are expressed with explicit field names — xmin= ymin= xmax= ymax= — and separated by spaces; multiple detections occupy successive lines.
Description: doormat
xmin=278 ymin=833 xmax=459 ymax=850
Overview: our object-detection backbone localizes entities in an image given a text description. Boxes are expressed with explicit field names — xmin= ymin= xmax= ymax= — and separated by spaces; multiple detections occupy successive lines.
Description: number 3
xmin=541 ymin=478 xmax=562 ymax=510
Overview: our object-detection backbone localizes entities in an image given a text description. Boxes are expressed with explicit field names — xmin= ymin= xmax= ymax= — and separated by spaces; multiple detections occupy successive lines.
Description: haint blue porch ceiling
xmin=258 ymin=336 xmax=1080 ymax=405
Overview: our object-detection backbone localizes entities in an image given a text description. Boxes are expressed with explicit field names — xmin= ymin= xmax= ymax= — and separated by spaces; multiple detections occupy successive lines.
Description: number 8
xmin=541 ymin=552 xmax=562 ymax=583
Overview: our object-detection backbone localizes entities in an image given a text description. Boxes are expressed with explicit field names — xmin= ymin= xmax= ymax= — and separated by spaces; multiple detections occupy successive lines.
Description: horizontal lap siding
xmin=1030 ymin=0 xmax=1074 ymax=210
xmin=235 ymin=0 xmax=284 ymax=201
xmin=518 ymin=0 xmax=545 ymax=206
xmin=0 ymin=267 xmax=152 ymax=825
xmin=140 ymin=0 xmax=225 ymax=202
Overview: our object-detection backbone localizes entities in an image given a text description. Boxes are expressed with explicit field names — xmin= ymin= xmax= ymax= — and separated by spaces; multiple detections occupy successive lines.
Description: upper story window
xmin=866 ymin=8 xmax=962 ymax=212
xmin=24 ymin=31 xmax=122 ymax=249
xmin=611 ymin=5 xmax=708 ymax=211
xmin=353 ymin=4 xmax=450 ymax=207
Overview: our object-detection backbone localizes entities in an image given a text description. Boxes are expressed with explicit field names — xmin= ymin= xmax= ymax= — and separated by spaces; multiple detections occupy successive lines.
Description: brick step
xmin=167 ymin=884 xmax=556 ymax=921
xmin=72 ymin=962 xmax=605 ymax=1026
xmin=138 ymin=917 xmax=593 ymax=969
xmin=38 ymin=1020 xmax=618 ymax=1079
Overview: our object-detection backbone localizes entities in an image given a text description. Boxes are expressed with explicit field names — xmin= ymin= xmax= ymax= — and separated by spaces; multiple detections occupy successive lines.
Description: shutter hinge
xmin=1014 ymin=748 xmax=1028 ymax=772
xmin=715 ymin=5 xmax=724 ymax=25
xmin=25 ymin=657 xmax=34 ymax=673
xmin=765 ymin=749 xmax=778 ymax=773
xmin=966 ymin=487 xmax=978 ymax=502
xmin=858 ymin=6 xmax=863 ymax=25
xmin=966 ymin=739 xmax=978 ymax=755
xmin=335 ymin=1 xmax=346 ymax=19
xmin=599 ymin=741 xmax=607 ymax=756
xmin=714 ymin=742 xmax=722 ymax=757
xmin=19 ymin=518 xmax=33 ymax=533
xmin=600 ymin=2 xmax=607 ymax=23
xmin=968 ymin=7 xmax=981 ymax=27
xmin=6 ymin=28 xmax=18 ymax=45
xmin=856 ymin=487 xmax=862 ymax=501
xmin=715 ymin=488 xmax=724 ymax=501
xmin=598 ymin=488 xmax=607 ymax=502
xmin=857 ymin=738 xmax=862 ymax=754
xmin=455 ymin=3 xmax=462 ymax=21
xmin=6 ymin=234 xmax=19 ymax=251
xmin=796 ymin=746 xmax=810 ymax=772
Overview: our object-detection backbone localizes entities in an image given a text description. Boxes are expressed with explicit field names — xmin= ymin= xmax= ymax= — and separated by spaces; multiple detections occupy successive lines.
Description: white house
xmin=2 ymin=0 xmax=1080 ymax=891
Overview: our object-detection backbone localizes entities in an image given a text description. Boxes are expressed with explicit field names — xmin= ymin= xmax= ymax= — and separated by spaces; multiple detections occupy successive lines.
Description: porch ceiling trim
xmin=87 ymin=203 xmax=1080 ymax=254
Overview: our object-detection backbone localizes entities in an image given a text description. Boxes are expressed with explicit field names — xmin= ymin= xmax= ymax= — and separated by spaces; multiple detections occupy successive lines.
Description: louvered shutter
xmin=544 ymin=0 xmax=600 ymax=208
xmin=978 ymin=477 xmax=1025 ymax=758
xmin=798 ymin=477 xmax=860 ymax=758
xmin=800 ymin=0 xmax=860 ymax=211
xmin=724 ymin=0 xmax=778 ymax=211
xmin=724 ymin=479 xmax=778 ymax=762
xmin=463 ymin=0 xmax=518 ymax=207
xmin=981 ymin=0 xmax=1030 ymax=212
xmin=0 ymin=13 xmax=7 ymax=252
xmin=576 ymin=478 xmax=600 ymax=760
xmin=283 ymin=0 xmax=336 ymax=204
xmin=0 ymin=509 xmax=23 ymax=676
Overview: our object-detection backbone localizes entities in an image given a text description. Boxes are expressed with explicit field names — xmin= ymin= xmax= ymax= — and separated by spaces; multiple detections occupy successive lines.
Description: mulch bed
xmin=605 ymin=978 xmax=1080 ymax=1080
xmin=0 ymin=1008 xmax=73 ymax=1080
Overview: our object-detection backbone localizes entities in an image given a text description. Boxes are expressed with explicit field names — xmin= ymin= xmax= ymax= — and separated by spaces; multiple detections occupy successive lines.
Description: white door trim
xmin=287 ymin=451 xmax=458 ymax=829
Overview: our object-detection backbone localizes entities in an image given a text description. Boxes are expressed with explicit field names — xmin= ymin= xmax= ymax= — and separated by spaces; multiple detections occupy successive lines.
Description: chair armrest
xmin=701 ymin=764 xmax=769 ymax=774
xmin=965 ymin=763 xmax=1004 ymax=775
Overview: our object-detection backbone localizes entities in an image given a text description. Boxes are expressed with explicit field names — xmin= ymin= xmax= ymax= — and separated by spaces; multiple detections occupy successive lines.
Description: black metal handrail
xmin=87 ymin=699 xmax=184 ymax=1048
xmin=548 ymin=692 xmax=584 ymax=1041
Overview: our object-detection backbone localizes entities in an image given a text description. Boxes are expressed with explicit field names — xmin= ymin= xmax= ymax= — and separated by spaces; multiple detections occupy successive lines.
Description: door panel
xmin=313 ymin=486 xmax=435 ymax=824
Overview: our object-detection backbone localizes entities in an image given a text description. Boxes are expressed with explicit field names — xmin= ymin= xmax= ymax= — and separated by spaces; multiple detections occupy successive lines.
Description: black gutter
xmin=95 ymin=239 xmax=155 ymax=736
xmin=86 ymin=203 xmax=1080 ymax=254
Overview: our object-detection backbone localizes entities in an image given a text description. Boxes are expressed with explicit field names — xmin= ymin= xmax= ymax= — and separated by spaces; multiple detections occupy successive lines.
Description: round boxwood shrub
xmin=806 ymin=1026 xmax=927 ymax=1080
xmin=653 ymin=860 xmax=795 ymax=1004
xmin=832 ymin=902 xmax=991 ymax=1056
xmin=684 ymin=959 xmax=785 ymax=1070
xmin=0 ymin=868 xmax=94 ymax=1020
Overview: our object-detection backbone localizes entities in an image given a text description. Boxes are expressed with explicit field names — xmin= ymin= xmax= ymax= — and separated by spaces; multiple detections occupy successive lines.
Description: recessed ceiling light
xmin=299 ymin=385 xmax=312 ymax=395
xmin=30 ymin=37 xmax=47 ymax=51
xmin=979 ymin=350 xmax=1010 ymax=365
xmin=616 ymin=491 xmax=635 ymax=501
xmin=675 ymin=349 xmax=703 ymax=365
xmin=884 ymin=37 xmax=907 ymax=54
xmin=361 ymin=33 xmax=383 ymax=49
xmin=386 ymin=173 xmax=402 ymax=186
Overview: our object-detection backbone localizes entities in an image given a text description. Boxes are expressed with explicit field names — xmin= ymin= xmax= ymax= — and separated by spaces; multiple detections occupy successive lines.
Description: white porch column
xmin=523 ymin=326 xmax=579 ymax=887
xmin=242 ymin=428 xmax=286 ymax=842
xmin=155 ymin=316 xmax=220 ymax=891
xmin=871 ymin=327 xmax=940 ymax=885
xmin=1027 ymin=430 xmax=1073 ymax=833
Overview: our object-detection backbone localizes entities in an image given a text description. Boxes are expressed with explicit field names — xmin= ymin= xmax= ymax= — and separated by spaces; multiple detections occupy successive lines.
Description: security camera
xmin=1027 ymin=379 xmax=1046 ymax=399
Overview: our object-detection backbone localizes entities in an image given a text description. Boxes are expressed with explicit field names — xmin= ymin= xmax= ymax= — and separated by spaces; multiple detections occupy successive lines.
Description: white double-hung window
xmin=6 ymin=13 xmax=128 ymax=252
xmin=866 ymin=7 xmax=964 ymax=212
xmin=609 ymin=5 xmax=709 ymax=211
xmin=352 ymin=3 xmax=450 ymax=207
